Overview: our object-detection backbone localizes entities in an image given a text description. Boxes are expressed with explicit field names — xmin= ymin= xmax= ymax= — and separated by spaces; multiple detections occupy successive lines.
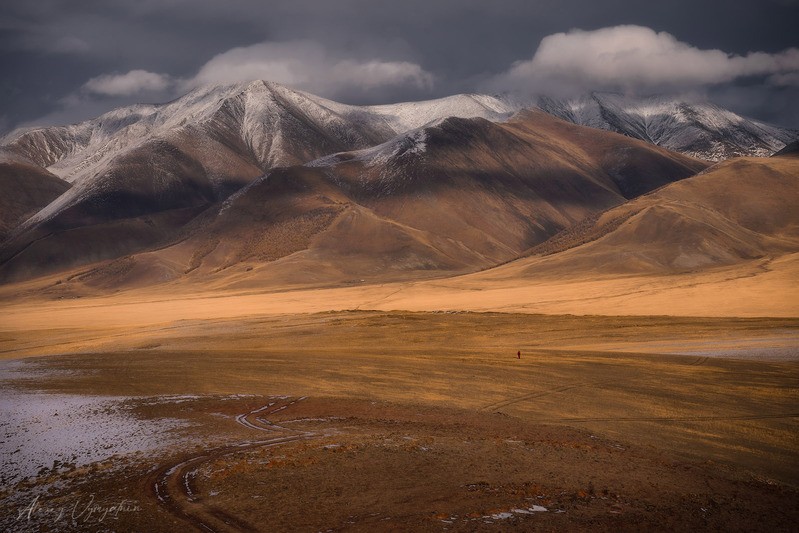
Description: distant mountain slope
xmin=3 ymin=81 xmax=387 ymax=233
xmin=509 ymin=153 xmax=799 ymax=276
xmin=1 ymin=84 xmax=789 ymax=252
xmin=773 ymin=140 xmax=799 ymax=157
xmin=5 ymin=110 xmax=707 ymax=288
xmin=4 ymin=81 xmax=790 ymax=289
xmin=0 ymin=151 xmax=70 ymax=242
xmin=5 ymin=81 xmax=379 ymax=179
xmin=1 ymin=82 xmax=516 ymax=235
xmin=538 ymin=93 xmax=797 ymax=161
xmin=0 ymin=83 xmax=517 ymax=281
xmin=3 ymin=82 xmax=514 ymax=191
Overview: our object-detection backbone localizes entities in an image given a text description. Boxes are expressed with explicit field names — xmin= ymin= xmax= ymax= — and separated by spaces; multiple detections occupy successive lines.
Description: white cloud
xmin=79 ymin=41 xmax=433 ymax=104
xmin=329 ymin=59 xmax=433 ymax=91
xmin=489 ymin=25 xmax=799 ymax=94
xmin=180 ymin=40 xmax=433 ymax=98
xmin=83 ymin=70 xmax=174 ymax=96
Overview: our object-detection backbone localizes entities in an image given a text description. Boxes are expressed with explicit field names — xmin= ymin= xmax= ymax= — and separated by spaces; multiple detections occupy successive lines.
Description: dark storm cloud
xmin=1 ymin=0 xmax=798 ymax=134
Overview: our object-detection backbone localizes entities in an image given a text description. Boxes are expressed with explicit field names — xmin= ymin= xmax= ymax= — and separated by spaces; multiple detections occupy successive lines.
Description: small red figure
xmin=517 ymin=350 xmax=521 ymax=359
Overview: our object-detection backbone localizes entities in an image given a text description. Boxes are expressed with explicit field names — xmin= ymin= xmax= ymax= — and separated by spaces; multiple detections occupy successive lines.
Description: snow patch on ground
xmin=439 ymin=505 xmax=550 ymax=525
xmin=485 ymin=506 xmax=548 ymax=520
xmin=0 ymin=389 xmax=188 ymax=486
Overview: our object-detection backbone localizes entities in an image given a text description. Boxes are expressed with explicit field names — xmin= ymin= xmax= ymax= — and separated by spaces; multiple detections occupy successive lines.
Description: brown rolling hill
xmin=17 ymin=109 xmax=708 ymax=291
xmin=0 ymin=151 xmax=70 ymax=242
xmin=488 ymin=151 xmax=799 ymax=278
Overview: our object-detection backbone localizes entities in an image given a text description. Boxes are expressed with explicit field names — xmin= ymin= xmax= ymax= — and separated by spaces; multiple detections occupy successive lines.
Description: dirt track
xmin=151 ymin=398 xmax=315 ymax=533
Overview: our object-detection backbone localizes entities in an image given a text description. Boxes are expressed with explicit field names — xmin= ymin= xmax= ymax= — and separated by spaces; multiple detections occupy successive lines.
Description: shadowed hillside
xmin=502 ymin=153 xmax=799 ymax=277
xmin=0 ymin=152 xmax=70 ymax=242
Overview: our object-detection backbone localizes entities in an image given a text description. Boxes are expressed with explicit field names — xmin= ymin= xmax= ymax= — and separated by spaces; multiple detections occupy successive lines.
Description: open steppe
xmin=1 ymin=266 xmax=797 ymax=531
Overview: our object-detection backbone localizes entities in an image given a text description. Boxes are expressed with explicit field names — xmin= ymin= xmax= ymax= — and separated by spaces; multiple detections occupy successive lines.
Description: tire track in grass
xmin=480 ymin=380 xmax=614 ymax=413
xmin=150 ymin=396 xmax=317 ymax=533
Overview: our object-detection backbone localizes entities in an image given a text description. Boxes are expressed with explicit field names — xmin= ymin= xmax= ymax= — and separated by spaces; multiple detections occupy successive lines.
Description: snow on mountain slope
xmin=538 ymin=93 xmax=797 ymax=161
xmin=0 ymin=83 xmax=523 ymax=282
xmin=4 ymin=83 xmax=512 ymax=188
xmin=2 ymin=81 xmax=793 ymax=282
xmin=6 ymin=82 xmax=381 ymax=186
xmin=0 ymin=109 xmax=709 ymax=286
xmin=308 ymin=124 xmax=432 ymax=196
xmin=5 ymin=84 xmax=792 ymax=196
xmin=2 ymin=82 xmax=518 ymax=233
xmin=3 ymin=82 xmax=394 ymax=234
xmin=354 ymin=93 xmax=514 ymax=133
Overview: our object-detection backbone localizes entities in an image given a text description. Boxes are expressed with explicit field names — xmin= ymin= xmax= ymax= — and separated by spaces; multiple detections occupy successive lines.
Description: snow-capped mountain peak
xmin=537 ymin=92 xmax=796 ymax=161
xmin=2 ymin=82 xmax=795 ymax=239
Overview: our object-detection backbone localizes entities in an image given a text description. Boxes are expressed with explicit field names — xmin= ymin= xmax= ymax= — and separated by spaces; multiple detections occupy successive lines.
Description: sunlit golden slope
xmin=493 ymin=152 xmax=799 ymax=277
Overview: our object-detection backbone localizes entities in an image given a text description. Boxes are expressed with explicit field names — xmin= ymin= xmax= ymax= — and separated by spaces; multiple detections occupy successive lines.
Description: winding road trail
xmin=149 ymin=397 xmax=318 ymax=533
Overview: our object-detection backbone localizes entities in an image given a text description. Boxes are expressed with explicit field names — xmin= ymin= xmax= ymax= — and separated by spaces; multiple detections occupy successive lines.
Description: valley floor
xmin=0 ymin=260 xmax=798 ymax=531
xmin=2 ymin=253 xmax=798 ymax=336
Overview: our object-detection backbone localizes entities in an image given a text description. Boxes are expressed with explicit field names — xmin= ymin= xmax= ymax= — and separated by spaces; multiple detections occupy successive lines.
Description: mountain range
xmin=537 ymin=92 xmax=796 ymax=161
xmin=0 ymin=81 xmax=796 ymax=291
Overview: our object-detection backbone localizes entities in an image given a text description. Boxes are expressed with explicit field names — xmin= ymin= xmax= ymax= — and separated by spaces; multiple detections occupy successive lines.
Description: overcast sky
xmin=1 ymin=0 xmax=798 ymax=134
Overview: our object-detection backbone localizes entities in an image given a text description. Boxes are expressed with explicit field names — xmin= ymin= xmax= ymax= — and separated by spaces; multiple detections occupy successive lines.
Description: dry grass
xmin=5 ymin=311 xmax=797 ymax=486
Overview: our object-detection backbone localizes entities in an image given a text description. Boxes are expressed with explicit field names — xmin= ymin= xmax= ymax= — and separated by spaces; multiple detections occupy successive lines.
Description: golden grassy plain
xmin=1 ymin=254 xmax=797 ymax=531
